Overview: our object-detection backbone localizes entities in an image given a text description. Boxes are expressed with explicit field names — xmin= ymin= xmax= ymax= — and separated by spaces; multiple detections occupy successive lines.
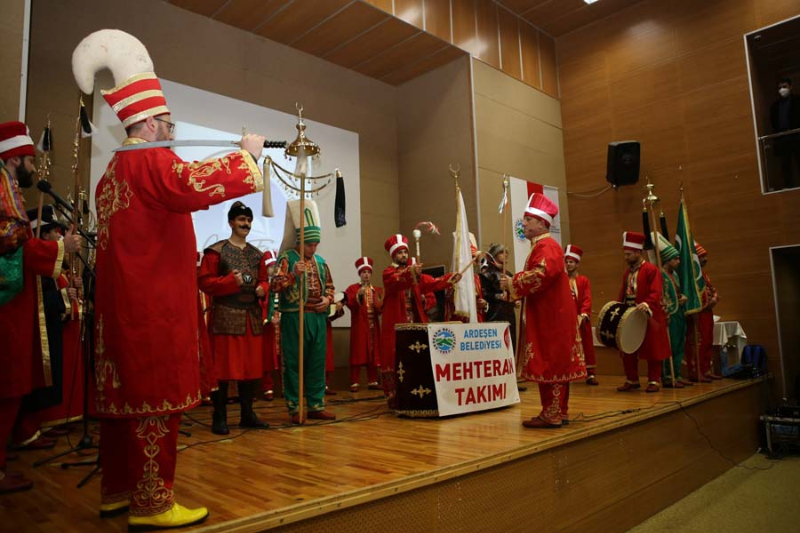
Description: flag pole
xmin=681 ymin=184 xmax=702 ymax=382
xmin=297 ymin=169 xmax=306 ymax=424
xmin=501 ymin=175 xmax=510 ymax=298
xmin=644 ymin=179 xmax=675 ymax=386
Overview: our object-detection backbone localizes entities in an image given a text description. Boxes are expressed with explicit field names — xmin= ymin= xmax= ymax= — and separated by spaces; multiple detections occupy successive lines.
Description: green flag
xmin=674 ymin=199 xmax=706 ymax=315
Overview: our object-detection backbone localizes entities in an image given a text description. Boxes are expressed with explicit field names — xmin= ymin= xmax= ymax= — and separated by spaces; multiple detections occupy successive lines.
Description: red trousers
xmin=580 ymin=320 xmax=596 ymax=372
xmin=537 ymin=382 xmax=570 ymax=424
xmin=685 ymin=312 xmax=714 ymax=378
xmin=262 ymin=370 xmax=282 ymax=393
xmin=622 ymin=353 xmax=662 ymax=383
xmin=0 ymin=397 xmax=23 ymax=469
xmin=100 ymin=414 xmax=180 ymax=516
xmin=349 ymin=364 xmax=379 ymax=385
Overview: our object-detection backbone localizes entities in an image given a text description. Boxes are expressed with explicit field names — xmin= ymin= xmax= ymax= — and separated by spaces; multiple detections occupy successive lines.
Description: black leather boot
xmin=211 ymin=381 xmax=230 ymax=435
xmin=239 ymin=380 xmax=269 ymax=429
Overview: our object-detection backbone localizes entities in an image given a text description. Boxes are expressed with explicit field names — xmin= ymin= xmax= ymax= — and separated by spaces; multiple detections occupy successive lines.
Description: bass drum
xmin=595 ymin=302 xmax=647 ymax=354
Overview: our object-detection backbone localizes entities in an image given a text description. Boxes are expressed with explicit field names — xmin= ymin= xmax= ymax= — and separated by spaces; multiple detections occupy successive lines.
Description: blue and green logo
xmin=515 ymin=219 xmax=526 ymax=242
xmin=432 ymin=327 xmax=456 ymax=354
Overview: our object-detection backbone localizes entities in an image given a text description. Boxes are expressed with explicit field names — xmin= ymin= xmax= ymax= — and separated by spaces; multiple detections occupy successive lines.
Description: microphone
xmin=36 ymin=180 xmax=74 ymax=213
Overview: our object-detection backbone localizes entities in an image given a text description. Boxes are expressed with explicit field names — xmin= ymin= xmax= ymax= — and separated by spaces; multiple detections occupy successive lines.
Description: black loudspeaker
xmin=606 ymin=141 xmax=640 ymax=187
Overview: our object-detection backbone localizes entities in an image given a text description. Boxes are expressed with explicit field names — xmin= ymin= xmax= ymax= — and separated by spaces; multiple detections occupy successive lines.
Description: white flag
xmin=451 ymin=187 xmax=478 ymax=323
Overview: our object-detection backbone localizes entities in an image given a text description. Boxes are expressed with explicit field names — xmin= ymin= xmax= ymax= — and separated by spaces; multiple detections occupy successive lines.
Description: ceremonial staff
xmin=643 ymin=179 xmax=675 ymax=385
xmin=70 ymin=97 xmax=89 ymax=322
xmin=499 ymin=175 xmax=510 ymax=298
xmin=283 ymin=104 xmax=326 ymax=425
xmin=34 ymin=117 xmax=53 ymax=239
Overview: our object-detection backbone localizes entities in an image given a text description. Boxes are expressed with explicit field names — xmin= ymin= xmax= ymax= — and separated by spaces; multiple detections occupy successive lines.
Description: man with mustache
xmin=199 ymin=202 xmax=270 ymax=435
xmin=0 ymin=121 xmax=81 ymax=493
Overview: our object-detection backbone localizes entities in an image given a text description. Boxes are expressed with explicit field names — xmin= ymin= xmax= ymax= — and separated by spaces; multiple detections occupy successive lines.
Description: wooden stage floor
xmin=1 ymin=376 xmax=762 ymax=532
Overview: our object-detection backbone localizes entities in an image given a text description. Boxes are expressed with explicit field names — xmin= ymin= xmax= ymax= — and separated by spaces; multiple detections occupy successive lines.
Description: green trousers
xmin=280 ymin=311 xmax=327 ymax=415
xmin=663 ymin=312 xmax=687 ymax=383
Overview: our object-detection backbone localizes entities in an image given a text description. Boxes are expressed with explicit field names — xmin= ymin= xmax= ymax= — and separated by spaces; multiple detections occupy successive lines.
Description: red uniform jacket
xmin=345 ymin=283 xmax=383 ymax=367
xmin=0 ymin=237 xmax=63 ymax=398
xmin=617 ymin=260 xmax=670 ymax=362
xmin=381 ymin=264 xmax=453 ymax=371
xmin=570 ymin=274 xmax=596 ymax=366
xmin=92 ymin=140 xmax=262 ymax=418
xmin=508 ymin=234 xmax=585 ymax=383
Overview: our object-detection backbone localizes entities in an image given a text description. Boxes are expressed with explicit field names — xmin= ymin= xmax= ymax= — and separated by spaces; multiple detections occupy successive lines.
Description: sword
xmin=112 ymin=139 xmax=288 ymax=152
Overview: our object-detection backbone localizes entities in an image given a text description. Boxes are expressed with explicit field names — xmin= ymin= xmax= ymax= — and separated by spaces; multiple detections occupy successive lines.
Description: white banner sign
xmin=509 ymin=177 xmax=561 ymax=274
xmin=427 ymin=323 xmax=520 ymax=417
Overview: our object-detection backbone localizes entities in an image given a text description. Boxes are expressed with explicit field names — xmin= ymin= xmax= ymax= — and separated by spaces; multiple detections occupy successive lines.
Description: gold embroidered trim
xmin=111 ymin=90 xmax=165 ymax=113
xmin=101 ymin=72 xmax=159 ymax=96
xmin=36 ymin=277 xmax=52 ymax=387
xmin=131 ymin=417 xmax=175 ymax=517
xmin=394 ymin=323 xmax=428 ymax=332
xmin=96 ymin=158 xmax=133 ymax=251
xmin=122 ymin=106 xmax=171 ymax=129
xmin=237 ymin=149 xmax=263 ymax=192
xmin=102 ymin=488 xmax=132 ymax=505
xmin=395 ymin=409 xmax=439 ymax=418
xmin=52 ymin=239 xmax=64 ymax=279
xmin=172 ymin=157 xmax=232 ymax=198
xmin=94 ymin=315 xmax=121 ymax=411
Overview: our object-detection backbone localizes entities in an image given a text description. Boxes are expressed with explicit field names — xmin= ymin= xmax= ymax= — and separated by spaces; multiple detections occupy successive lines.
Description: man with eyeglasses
xmin=73 ymin=30 xmax=266 ymax=530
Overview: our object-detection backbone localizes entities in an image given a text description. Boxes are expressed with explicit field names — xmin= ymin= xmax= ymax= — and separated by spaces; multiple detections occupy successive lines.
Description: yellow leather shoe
xmin=128 ymin=503 xmax=209 ymax=531
xmin=99 ymin=499 xmax=130 ymax=518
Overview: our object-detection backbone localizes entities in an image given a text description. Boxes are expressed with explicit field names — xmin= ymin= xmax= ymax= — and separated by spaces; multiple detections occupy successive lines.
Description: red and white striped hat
xmin=384 ymin=234 xmax=408 ymax=257
xmin=524 ymin=193 xmax=558 ymax=226
xmin=102 ymin=73 xmax=169 ymax=128
xmin=0 ymin=121 xmax=35 ymax=161
xmin=263 ymin=250 xmax=278 ymax=268
xmin=695 ymin=242 xmax=708 ymax=258
xmin=72 ymin=30 xmax=169 ymax=128
xmin=623 ymin=231 xmax=645 ymax=251
xmin=355 ymin=256 xmax=373 ymax=273
xmin=564 ymin=244 xmax=583 ymax=262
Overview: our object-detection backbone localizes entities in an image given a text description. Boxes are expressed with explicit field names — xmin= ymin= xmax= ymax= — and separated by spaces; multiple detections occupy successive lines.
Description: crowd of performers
xmin=0 ymin=28 xmax=721 ymax=532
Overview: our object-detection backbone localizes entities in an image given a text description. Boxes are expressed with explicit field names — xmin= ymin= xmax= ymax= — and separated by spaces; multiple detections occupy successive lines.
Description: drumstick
xmin=450 ymin=253 xmax=483 ymax=283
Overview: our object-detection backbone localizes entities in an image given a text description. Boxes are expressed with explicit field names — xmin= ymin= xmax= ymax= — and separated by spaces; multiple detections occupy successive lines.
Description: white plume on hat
xmin=72 ymin=29 xmax=154 ymax=94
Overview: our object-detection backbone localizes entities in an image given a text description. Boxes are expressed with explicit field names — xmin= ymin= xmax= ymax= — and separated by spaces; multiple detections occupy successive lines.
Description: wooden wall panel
xmin=254 ymin=0 xmax=351 ymax=44
xmin=473 ymin=59 xmax=569 ymax=270
xmin=293 ymin=2 xmax=389 ymax=56
xmin=475 ymin=0 xmax=500 ymax=68
xmin=397 ymin=57 xmax=476 ymax=267
xmin=394 ymin=0 xmax=424 ymax=28
xmin=498 ymin=6 xmax=522 ymax=80
xmin=0 ymin=0 xmax=25 ymax=119
xmin=557 ymin=0 xmax=800 ymax=390
xmin=538 ymin=30 xmax=559 ymax=98
xmin=364 ymin=0 xmax=393 ymax=14
xmin=519 ymin=19 xmax=541 ymax=89
xmin=452 ymin=0 xmax=479 ymax=55
xmin=324 ymin=17 xmax=419 ymax=68
xmin=213 ymin=0 xmax=292 ymax=32
xmin=168 ymin=0 xmax=227 ymax=17
xmin=424 ymin=0 xmax=452 ymax=42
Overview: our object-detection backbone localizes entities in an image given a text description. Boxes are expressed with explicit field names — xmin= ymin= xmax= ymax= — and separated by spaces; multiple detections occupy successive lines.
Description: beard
xmin=16 ymin=164 xmax=35 ymax=188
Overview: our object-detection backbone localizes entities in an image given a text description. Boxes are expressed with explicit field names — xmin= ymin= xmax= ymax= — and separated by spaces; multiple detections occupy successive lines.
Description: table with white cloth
xmin=713 ymin=320 xmax=748 ymax=376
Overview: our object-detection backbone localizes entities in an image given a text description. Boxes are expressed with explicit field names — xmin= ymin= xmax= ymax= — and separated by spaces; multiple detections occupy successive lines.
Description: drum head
xmin=618 ymin=307 xmax=648 ymax=354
